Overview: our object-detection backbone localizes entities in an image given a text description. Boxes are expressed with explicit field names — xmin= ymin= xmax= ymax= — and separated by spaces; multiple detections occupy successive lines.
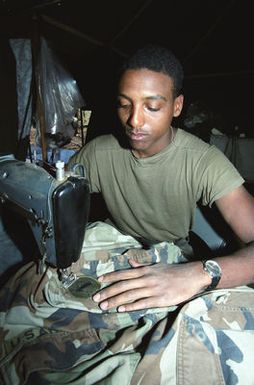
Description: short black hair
xmin=120 ymin=44 xmax=184 ymax=98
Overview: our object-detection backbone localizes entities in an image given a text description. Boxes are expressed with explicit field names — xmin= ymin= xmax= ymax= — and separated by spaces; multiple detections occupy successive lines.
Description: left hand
xmin=92 ymin=259 xmax=206 ymax=312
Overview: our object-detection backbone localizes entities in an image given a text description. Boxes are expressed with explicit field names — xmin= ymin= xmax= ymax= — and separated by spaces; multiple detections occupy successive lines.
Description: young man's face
xmin=117 ymin=68 xmax=183 ymax=158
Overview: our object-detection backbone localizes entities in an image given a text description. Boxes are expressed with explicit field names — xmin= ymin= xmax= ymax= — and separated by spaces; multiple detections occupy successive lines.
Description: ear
xmin=173 ymin=94 xmax=184 ymax=117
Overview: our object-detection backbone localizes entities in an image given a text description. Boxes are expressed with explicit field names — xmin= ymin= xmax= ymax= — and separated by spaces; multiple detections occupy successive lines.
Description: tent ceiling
xmin=1 ymin=0 xmax=253 ymax=74
xmin=1 ymin=0 xmax=254 ymax=130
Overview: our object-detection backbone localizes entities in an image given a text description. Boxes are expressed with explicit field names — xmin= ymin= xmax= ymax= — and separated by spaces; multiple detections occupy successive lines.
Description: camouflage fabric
xmin=0 ymin=221 xmax=254 ymax=385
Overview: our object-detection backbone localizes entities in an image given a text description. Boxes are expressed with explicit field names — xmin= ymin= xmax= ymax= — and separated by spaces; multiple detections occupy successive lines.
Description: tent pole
xmin=31 ymin=13 xmax=48 ymax=163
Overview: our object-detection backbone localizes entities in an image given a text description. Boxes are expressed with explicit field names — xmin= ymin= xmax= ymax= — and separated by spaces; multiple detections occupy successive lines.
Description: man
xmin=68 ymin=44 xmax=254 ymax=313
xmin=1 ymin=45 xmax=254 ymax=385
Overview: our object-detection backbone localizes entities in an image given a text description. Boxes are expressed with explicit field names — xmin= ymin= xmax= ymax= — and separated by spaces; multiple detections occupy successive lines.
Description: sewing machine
xmin=0 ymin=155 xmax=90 ymax=284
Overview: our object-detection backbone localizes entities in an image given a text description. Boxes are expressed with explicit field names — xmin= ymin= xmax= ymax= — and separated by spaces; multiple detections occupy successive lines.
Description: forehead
xmin=118 ymin=69 xmax=174 ymax=98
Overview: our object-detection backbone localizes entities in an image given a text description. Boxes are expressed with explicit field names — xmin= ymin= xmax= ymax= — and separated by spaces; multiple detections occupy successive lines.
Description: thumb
xmin=128 ymin=258 xmax=144 ymax=268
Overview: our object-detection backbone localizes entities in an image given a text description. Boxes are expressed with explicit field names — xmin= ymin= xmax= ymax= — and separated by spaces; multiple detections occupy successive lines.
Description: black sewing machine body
xmin=0 ymin=155 xmax=90 ymax=270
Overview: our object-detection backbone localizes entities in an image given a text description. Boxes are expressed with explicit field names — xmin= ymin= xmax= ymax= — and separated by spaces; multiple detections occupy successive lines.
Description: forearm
xmin=174 ymin=242 xmax=254 ymax=296
xmin=212 ymin=241 xmax=254 ymax=289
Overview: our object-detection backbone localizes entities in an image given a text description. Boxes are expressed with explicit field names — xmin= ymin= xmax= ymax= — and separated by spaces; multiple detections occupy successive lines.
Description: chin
xmin=129 ymin=139 xmax=146 ymax=149
xmin=130 ymin=143 xmax=147 ymax=152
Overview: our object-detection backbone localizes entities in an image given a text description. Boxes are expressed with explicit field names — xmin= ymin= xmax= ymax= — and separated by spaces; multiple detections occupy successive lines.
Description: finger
xmin=98 ymin=287 xmax=152 ymax=311
xmin=117 ymin=297 xmax=162 ymax=312
xmin=128 ymin=258 xmax=145 ymax=268
xmin=93 ymin=276 xmax=145 ymax=303
xmin=98 ymin=264 xmax=147 ymax=283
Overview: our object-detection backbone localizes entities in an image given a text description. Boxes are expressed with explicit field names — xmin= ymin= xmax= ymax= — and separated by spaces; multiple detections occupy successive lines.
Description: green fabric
xmin=1 ymin=222 xmax=254 ymax=385
xmin=68 ymin=129 xmax=244 ymax=242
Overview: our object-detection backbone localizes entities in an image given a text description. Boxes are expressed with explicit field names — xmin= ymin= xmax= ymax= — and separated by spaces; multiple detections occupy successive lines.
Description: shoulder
xmin=174 ymin=128 xmax=211 ymax=152
xmin=173 ymin=128 xmax=244 ymax=182
xmin=68 ymin=133 xmax=129 ymax=169
xmin=173 ymin=128 xmax=227 ymax=164
xmin=86 ymin=134 xmax=125 ymax=151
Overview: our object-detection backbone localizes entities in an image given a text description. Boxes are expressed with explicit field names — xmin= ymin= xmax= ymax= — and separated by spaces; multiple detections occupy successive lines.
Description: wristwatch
xmin=202 ymin=259 xmax=222 ymax=291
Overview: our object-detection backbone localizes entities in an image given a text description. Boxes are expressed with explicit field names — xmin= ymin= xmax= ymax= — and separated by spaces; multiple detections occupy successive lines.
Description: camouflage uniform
xmin=0 ymin=221 xmax=254 ymax=385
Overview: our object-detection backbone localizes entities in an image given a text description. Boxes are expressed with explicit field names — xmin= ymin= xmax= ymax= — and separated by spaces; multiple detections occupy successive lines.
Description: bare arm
xmin=213 ymin=185 xmax=254 ymax=288
xmin=93 ymin=185 xmax=254 ymax=312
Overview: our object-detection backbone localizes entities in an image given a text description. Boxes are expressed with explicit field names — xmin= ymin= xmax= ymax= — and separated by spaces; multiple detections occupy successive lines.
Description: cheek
xmin=118 ymin=111 xmax=133 ymax=128
xmin=117 ymin=109 xmax=126 ymax=122
xmin=154 ymin=113 xmax=172 ymax=128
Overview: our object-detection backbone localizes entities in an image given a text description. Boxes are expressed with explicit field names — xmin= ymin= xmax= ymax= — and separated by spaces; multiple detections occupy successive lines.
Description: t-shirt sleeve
xmin=196 ymin=145 xmax=245 ymax=206
xmin=67 ymin=139 xmax=101 ymax=193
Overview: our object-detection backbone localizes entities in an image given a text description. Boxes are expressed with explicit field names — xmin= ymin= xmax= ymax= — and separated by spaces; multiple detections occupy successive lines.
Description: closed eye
xmin=147 ymin=106 xmax=160 ymax=112
xmin=116 ymin=101 xmax=131 ymax=109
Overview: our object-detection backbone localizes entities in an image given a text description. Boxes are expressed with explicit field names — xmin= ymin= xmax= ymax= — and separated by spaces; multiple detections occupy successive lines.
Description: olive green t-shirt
xmin=68 ymin=129 xmax=244 ymax=242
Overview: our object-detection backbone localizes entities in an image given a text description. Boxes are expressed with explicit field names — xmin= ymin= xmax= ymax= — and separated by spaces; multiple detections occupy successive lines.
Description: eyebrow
xmin=145 ymin=95 xmax=167 ymax=102
xmin=118 ymin=93 xmax=167 ymax=102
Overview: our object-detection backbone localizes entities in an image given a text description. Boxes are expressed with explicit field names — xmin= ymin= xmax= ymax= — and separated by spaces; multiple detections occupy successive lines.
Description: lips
xmin=126 ymin=130 xmax=148 ymax=141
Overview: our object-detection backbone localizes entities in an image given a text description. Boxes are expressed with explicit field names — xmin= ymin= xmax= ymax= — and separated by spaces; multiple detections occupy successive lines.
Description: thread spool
xmin=56 ymin=160 xmax=65 ymax=181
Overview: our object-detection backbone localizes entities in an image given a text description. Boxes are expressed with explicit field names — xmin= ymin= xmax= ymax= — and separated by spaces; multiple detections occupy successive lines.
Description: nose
xmin=127 ymin=105 xmax=144 ymax=129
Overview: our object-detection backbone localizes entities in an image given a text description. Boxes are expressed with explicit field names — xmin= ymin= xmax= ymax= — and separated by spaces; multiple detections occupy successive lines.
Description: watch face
xmin=203 ymin=260 xmax=221 ymax=291
xmin=204 ymin=260 xmax=222 ymax=277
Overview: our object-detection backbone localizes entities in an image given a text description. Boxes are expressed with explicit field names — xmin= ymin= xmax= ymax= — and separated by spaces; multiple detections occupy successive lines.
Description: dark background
xmin=1 ymin=0 xmax=254 ymax=153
